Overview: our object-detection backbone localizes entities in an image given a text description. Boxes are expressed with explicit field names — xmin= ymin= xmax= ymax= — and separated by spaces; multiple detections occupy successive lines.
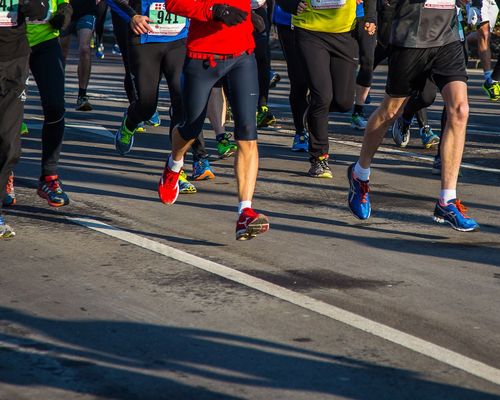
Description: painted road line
xmin=67 ymin=216 xmax=500 ymax=386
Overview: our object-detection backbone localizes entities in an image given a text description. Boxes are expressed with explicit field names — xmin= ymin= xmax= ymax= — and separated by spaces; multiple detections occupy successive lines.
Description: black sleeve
xmin=106 ymin=0 xmax=137 ymax=21
xmin=275 ymin=0 xmax=301 ymax=15
xmin=363 ymin=0 xmax=377 ymax=23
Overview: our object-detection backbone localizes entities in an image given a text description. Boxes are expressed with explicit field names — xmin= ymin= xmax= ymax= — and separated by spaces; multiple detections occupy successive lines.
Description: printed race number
xmin=0 ymin=0 xmax=19 ymax=27
xmin=148 ymin=2 xmax=186 ymax=36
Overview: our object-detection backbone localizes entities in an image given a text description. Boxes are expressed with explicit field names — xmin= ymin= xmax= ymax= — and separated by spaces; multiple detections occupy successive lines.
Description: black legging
xmin=111 ymin=11 xmax=135 ymax=103
xmin=95 ymin=0 xmax=108 ymax=47
xmin=276 ymin=24 xmax=308 ymax=134
xmin=29 ymin=38 xmax=66 ymax=177
xmin=253 ymin=6 xmax=271 ymax=108
xmin=295 ymin=28 xmax=356 ymax=158
xmin=493 ymin=59 xmax=500 ymax=81
xmin=353 ymin=17 xmax=376 ymax=88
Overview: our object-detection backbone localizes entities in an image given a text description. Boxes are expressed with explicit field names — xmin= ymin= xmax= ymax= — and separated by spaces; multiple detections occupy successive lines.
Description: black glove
xmin=20 ymin=0 xmax=49 ymax=21
xmin=212 ymin=4 xmax=248 ymax=26
xmin=49 ymin=2 xmax=72 ymax=30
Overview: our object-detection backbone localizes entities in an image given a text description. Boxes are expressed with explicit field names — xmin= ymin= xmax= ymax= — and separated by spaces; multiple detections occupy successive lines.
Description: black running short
xmin=386 ymin=40 xmax=467 ymax=98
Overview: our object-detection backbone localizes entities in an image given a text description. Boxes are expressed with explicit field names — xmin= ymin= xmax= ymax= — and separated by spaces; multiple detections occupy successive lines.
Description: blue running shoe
xmin=433 ymin=199 xmax=479 ymax=232
xmin=146 ymin=110 xmax=161 ymax=127
xmin=420 ymin=125 xmax=439 ymax=149
xmin=291 ymin=130 xmax=308 ymax=152
xmin=347 ymin=163 xmax=371 ymax=220
xmin=192 ymin=158 xmax=215 ymax=181
xmin=115 ymin=115 xmax=136 ymax=155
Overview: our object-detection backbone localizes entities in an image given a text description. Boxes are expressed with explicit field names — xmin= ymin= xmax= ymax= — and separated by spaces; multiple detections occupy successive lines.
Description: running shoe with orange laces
xmin=37 ymin=175 xmax=70 ymax=207
xmin=3 ymin=173 xmax=16 ymax=207
xmin=158 ymin=162 xmax=180 ymax=204
xmin=347 ymin=163 xmax=371 ymax=220
xmin=433 ymin=199 xmax=479 ymax=232
xmin=235 ymin=208 xmax=270 ymax=241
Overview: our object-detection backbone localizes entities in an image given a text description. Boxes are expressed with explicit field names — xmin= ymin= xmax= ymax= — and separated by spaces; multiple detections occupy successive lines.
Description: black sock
xmin=78 ymin=88 xmax=87 ymax=97
xmin=353 ymin=104 xmax=364 ymax=115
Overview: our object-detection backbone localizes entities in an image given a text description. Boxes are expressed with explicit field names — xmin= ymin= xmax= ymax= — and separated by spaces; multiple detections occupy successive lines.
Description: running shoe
xmin=419 ymin=125 xmax=440 ymax=149
xmin=217 ymin=133 xmax=237 ymax=159
xmin=20 ymin=122 xmax=29 ymax=135
xmin=2 ymin=172 xmax=16 ymax=207
xmin=482 ymin=80 xmax=500 ymax=101
xmin=37 ymin=175 xmax=70 ymax=207
xmin=235 ymin=207 xmax=270 ymax=241
xmin=308 ymin=154 xmax=333 ymax=178
xmin=433 ymin=199 xmax=479 ymax=232
xmin=392 ymin=116 xmax=410 ymax=147
xmin=95 ymin=43 xmax=104 ymax=59
xmin=291 ymin=130 xmax=308 ymax=152
xmin=146 ymin=110 xmax=161 ymax=127
xmin=351 ymin=113 xmax=367 ymax=130
xmin=347 ymin=163 xmax=371 ymax=220
xmin=136 ymin=121 xmax=146 ymax=133
xmin=256 ymin=105 xmax=277 ymax=128
xmin=112 ymin=43 xmax=122 ymax=55
xmin=269 ymin=71 xmax=281 ymax=89
xmin=115 ymin=115 xmax=136 ymax=155
xmin=0 ymin=215 xmax=15 ymax=239
xmin=179 ymin=169 xmax=197 ymax=194
xmin=192 ymin=158 xmax=215 ymax=181
xmin=158 ymin=162 xmax=180 ymax=204
xmin=431 ymin=156 xmax=463 ymax=177
xmin=76 ymin=96 xmax=93 ymax=111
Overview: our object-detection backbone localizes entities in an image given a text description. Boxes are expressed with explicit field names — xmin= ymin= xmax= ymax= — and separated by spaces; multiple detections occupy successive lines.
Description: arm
xmin=275 ymin=0 xmax=302 ymax=15
xmin=363 ymin=0 xmax=376 ymax=23
xmin=106 ymin=0 xmax=137 ymax=22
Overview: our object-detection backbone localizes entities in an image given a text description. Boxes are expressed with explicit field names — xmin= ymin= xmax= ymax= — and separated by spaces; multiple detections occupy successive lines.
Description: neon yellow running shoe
xmin=179 ymin=169 xmax=197 ymax=194
xmin=20 ymin=122 xmax=29 ymax=135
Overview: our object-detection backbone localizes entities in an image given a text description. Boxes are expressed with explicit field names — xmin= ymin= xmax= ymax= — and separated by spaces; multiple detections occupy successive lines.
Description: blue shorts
xmin=178 ymin=53 xmax=259 ymax=142
xmin=60 ymin=14 xmax=96 ymax=37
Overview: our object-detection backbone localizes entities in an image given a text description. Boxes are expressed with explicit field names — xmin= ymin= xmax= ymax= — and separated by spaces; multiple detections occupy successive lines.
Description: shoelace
xmin=359 ymin=181 xmax=370 ymax=204
xmin=46 ymin=178 xmax=61 ymax=192
xmin=6 ymin=175 xmax=14 ymax=194
xmin=454 ymin=199 xmax=468 ymax=216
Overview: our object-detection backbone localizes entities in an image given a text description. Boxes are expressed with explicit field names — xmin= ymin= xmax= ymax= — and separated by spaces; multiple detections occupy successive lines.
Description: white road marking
xmin=68 ymin=216 xmax=500 ymax=386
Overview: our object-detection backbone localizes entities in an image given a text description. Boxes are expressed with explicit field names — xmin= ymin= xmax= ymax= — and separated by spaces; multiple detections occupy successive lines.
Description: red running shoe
xmin=158 ymin=164 xmax=180 ymax=204
xmin=235 ymin=208 xmax=270 ymax=241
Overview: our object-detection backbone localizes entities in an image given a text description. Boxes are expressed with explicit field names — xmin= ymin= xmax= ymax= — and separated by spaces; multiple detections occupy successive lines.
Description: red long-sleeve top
xmin=166 ymin=0 xmax=255 ymax=56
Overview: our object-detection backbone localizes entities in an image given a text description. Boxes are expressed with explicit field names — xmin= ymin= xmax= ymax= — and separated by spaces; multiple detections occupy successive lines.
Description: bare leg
xmin=59 ymin=35 xmax=71 ymax=65
xmin=439 ymin=81 xmax=468 ymax=191
xmin=207 ymin=86 xmax=226 ymax=136
xmin=359 ymin=94 xmax=407 ymax=168
xmin=235 ymin=140 xmax=258 ymax=202
xmin=354 ymin=84 xmax=370 ymax=106
xmin=171 ymin=126 xmax=195 ymax=162
xmin=77 ymin=28 xmax=93 ymax=91
xmin=477 ymin=23 xmax=492 ymax=73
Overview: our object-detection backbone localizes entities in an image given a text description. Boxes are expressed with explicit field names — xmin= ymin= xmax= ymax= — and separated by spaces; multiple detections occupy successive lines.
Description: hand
xmin=251 ymin=10 xmax=265 ymax=33
xmin=49 ymin=3 xmax=72 ymax=30
xmin=20 ymin=0 xmax=49 ymax=21
xmin=130 ymin=15 xmax=153 ymax=35
xmin=296 ymin=1 xmax=307 ymax=14
xmin=212 ymin=4 xmax=248 ymax=26
xmin=356 ymin=0 xmax=363 ymax=4
xmin=364 ymin=22 xmax=376 ymax=35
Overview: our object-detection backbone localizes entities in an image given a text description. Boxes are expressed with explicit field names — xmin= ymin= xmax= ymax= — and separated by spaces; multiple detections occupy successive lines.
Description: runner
xmin=348 ymin=0 xmax=479 ymax=231
xmin=350 ymin=1 xmax=377 ymax=131
xmin=0 ymin=0 xmax=50 ymax=237
xmin=273 ymin=2 xmax=309 ymax=151
xmin=157 ymin=0 xmax=270 ymax=241
xmin=60 ymin=0 xmax=97 ymax=111
xmin=278 ymin=0 xmax=376 ymax=179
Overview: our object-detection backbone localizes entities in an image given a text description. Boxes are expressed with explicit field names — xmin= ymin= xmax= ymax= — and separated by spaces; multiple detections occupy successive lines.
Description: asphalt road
xmin=0 ymin=48 xmax=499 ymax=400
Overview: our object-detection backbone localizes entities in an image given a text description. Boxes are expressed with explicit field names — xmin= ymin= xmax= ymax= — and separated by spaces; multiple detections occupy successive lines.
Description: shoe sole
xmin=308 ymin=172 xmax=333 ymax=179
xmin=236 ymin=216 xmax=270 ymax=241
xmin=423 ymin=138 xmax=440 ymax=149
xmin=350 ymin=123 xmax=366 ymax=131
xmin=37 ymin=189 xmax=69 ymax=207
xmin=433 ymin=216 xmax=479 ymax=232
xmin=76 ymin=104 xmax=93 ymax=111
xmin=192 ymin=171 xmax=215 ymax=181
xmin=0 ymin=231 xmax=15 ymax=239
xmin=219 ymin=149 xmax=236 ymax=159
xmin=291 ymin=147 xmax=307 ymax=152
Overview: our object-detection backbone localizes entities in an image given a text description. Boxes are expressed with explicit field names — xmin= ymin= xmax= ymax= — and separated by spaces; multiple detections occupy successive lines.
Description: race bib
xmin=310 ymin=0 xmax=346 ymax=9
xmin=0 ymin=0 xmax=19 ymax=27
xmin=148 ymin=2 xmax=186 ymax=36
xmin=424 ymin=0 xmax=455 ymax=9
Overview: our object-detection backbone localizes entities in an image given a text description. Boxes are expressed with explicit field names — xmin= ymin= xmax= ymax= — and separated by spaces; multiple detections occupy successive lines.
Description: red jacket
xmin=166 ymin=0 xmax=255 ymax=56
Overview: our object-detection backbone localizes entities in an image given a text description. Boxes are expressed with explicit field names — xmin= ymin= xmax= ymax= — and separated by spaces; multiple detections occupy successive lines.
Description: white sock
xmin=440 ymin=189 xmax=456 ymax=205
xmin=168 ymin=155 xmax=183 ymax=173
xmin=238 ymin=201 xmax=252 ymax=215
xmin=353 ymin=161 xmax=370 ymax=181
